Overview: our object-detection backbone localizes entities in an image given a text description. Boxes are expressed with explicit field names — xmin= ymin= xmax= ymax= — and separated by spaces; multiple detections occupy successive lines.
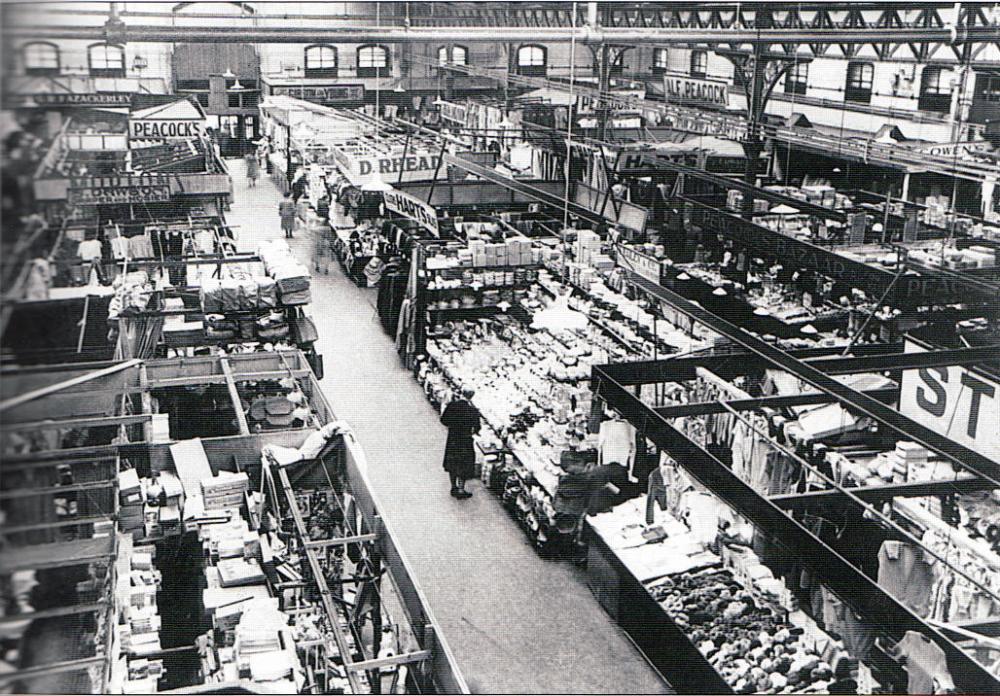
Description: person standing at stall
xmin=440 ymin=386 xmax=482 ymax=499
xmin=244 ymin=151 xmax=258 ymax=187
xmin=278 ymin=193 xmax=296 ymax=239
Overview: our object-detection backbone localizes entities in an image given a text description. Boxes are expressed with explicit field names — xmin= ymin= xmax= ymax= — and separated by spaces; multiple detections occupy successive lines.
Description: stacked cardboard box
xmin=119 ymin=469 xmax=144 ymax=537
xmin=201 ymin=471 xmax=250 ymax=512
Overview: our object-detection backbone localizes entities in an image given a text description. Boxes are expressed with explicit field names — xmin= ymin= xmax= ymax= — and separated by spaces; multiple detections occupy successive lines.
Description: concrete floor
xmin=226 ymin=162 xmax=671 ymax=694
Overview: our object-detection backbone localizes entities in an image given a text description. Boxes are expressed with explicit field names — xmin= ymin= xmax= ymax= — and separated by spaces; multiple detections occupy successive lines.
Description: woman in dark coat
xmin=440 ymin=386 xmax=482 ymax=498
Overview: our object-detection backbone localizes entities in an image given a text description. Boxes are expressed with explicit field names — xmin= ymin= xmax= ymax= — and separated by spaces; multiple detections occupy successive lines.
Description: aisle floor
xmin=224 ymin=163 xmax=672 ymax=694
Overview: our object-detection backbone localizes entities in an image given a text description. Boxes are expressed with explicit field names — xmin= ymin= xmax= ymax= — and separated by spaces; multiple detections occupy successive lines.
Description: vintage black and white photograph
xmin=0 ymin=1 xmax=998 ymax=694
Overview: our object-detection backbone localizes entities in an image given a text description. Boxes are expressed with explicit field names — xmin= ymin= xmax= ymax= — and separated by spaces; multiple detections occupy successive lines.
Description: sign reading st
xmin=899 ymin=341 xmax=999 ymax=463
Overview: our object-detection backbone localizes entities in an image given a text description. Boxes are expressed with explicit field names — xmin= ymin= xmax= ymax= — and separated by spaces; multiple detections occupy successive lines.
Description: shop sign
xmin=663 ymin=75 xmax=729 ymax=107
xmin=915 ymin=141 xmax=994 ymax=158
xmin=271 ymin=84 xmax=364 ymax=104
xmin=129 ymin=118 xmax=204 ymax=140
xmin=29 ymin=93 xmax=132 ymax=107
xmin=662 ymin=112 xmax=746 ymax=140
xmin=382 ymin=187 xmax=439 ymax=236
xmin=68 ymin=175 xmax=172 ymax=205
xmin=899 ymin=340 xmax=999 ymax=462
xmin=439 ymin=100 xmax=468 ymax=125
xmin=616 ymin=245 xmax=662 ymax=284
xmin=354 ymin=153 xmax=443 ymax=184
xmin=577 ymin=90 xmax=646 ymax=114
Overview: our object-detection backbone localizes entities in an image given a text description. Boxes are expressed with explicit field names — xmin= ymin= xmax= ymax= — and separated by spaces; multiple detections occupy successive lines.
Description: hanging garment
xmin=877 ymin=541 xmax=935 ymax=618
xmin=78 ymin=238 xmax=103 ymax=262
xmin=891 ymin=631 xmax=956 ymax=694
xmin=820 ymin=586 xmax=874 ymax=660
xmin=646 ymin=466 xmax=669 ymax=525
xmin=598 ymin=419 xmax=636 ymax=469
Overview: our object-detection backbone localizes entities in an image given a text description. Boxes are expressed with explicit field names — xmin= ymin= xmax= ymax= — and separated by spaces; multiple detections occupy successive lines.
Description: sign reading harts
xmin=383 ymin=187 xmax=440 ymax=236
xmin=663 ymin=75 xmax=730 ymax=108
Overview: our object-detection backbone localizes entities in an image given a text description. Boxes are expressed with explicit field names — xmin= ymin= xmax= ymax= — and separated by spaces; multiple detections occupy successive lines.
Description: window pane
xmin=306 ymin=46 xmax=336 ymax=69
xmin=91 ymin=45 xmax=124 ymax=70
xmin=653 ymin=48 xmax=668 ymax=69
xmin=358 ymin=46 xmax=387 ymax=68
xmin=453 ymin=46 xmax=467 ymax=65
xmin=25 ymin=43 xmax=59 ymax=69
xmin=519 ymin=46 xmax=545 ymax=67
xmin=438 ymin=46 xmax=448 ymax=66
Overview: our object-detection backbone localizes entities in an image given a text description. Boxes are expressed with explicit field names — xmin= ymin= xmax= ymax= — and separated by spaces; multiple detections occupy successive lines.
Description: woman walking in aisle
xmin=440 ymin=386 xmax=482 ymax=499
xmin=244 ymin=151 xmax=258 ymax=187
xmin=278 ymin=193 xmax=296 ymax=239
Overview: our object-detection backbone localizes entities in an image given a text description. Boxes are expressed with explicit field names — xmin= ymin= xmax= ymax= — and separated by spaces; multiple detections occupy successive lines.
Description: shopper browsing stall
xmin=441 ymin=386 xmax=482 ymax=499
xmin=278 ymin=193 xmax=296 ymax=239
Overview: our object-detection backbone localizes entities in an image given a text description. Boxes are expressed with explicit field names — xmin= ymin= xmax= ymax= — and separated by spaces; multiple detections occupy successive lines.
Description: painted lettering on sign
xmin=900 ymin=341 xmax=999 ymax=462
xmin=382 ymin=187 xmax=439 ymax=236
xmin=68 ymin=175 xmax=173 ymax=205
xmin=129 ymin=119 xmax=203 ymax=140
xmin=663 ymin=75 xmax=729 ymax=107
xmin=32 ymin=93 xmax=132 ymax=106
xmin=357 ymin=155 xmax=441 ymax=178
xmin=616 ymin=245 xmax=662 ymax=284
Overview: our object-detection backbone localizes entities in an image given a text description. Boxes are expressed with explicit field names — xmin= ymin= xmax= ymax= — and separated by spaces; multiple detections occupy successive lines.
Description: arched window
xmin=23 ymin=42 xmax=60 ymax=76
xmin=88 ymin=43 xmax=125 ymax=78
xmin=652 ymin=48 xmax=669 ymax=75
xmin=689 ymin=50 xmax=707 ymax=78
xmin=357 ymin=45 xmax=390 ymax=77
xmin=437 ymin=45 xmax=468 ymax=71
xmin=919 ymin=66 xmax=952 ymax=114
xmin=517 ymin=44 xmax=547 ymax=77
xmin=845 ymin=61 xmax=874 ymax=104
xmin=305 ymin=45 xmax=337 ymax=78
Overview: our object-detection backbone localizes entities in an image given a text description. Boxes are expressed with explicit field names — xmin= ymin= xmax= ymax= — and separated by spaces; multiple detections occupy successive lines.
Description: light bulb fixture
xmin=231 ymin=79 xmax=244 ymax=91
xmin=222 ymin=68 xmax=235 ymax=78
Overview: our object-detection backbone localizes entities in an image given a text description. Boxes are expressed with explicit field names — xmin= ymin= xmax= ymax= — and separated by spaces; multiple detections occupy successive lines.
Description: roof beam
xmin=6 ymin=23 xmax=997 ymax=45
xmin=653 ymin=385 xmax=898 ymax=418
xmin=0 ymin=359 xmax=141 ymax=414
xmin=769 ymin=476 xmax=994 ymax=511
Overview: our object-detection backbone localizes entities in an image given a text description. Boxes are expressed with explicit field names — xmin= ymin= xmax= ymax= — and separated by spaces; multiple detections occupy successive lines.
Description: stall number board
xmin=69 ymin=176 xmax=172 ymax=205
xmin=900 ymin=340 xmax=1000 ymax=463
xmin=383 ymin=187 xmax=440 ymax=236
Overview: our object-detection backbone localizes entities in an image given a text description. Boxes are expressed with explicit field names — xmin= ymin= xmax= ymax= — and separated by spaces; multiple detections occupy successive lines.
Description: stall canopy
xmin=516 ymin=88 xmax=578 ymax=106
xmin=653 ymin=135 xmax=745 ymax=158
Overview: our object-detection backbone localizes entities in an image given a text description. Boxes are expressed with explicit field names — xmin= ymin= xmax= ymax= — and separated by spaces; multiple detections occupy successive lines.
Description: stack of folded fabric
xmin=205 ymin=314 xmax=239 ymax=341
xmin=259 ymin=240 xmax=311 ymax=305
xmin=256 ymin=310 xmax=289 ymax=341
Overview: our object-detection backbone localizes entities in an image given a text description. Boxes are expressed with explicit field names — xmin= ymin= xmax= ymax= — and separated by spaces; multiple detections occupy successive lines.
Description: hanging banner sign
xmin=663 ymin=75 xmax=730 ymax=107
xmin=68 ymin=175 xmax=172 ymax=205
xmin=914 ymin=141 xmax=995 ymax=158
xmin=129 ymin=118 xmax=204 ymax=140
xmin=899 ymin=340 xmax=1000 ymax=463
xmin=438 ymin=100 xmax=468 ymax=125
xmin=383 ymin=187 xmax=440 ymax=236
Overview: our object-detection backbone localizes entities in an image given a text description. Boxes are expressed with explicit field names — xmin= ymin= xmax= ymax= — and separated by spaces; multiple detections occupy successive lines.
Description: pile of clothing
xmin=259 ymin=240 xmax=311 ymax=305
xmin=201 ymin=271 xmax=278 ymax=313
